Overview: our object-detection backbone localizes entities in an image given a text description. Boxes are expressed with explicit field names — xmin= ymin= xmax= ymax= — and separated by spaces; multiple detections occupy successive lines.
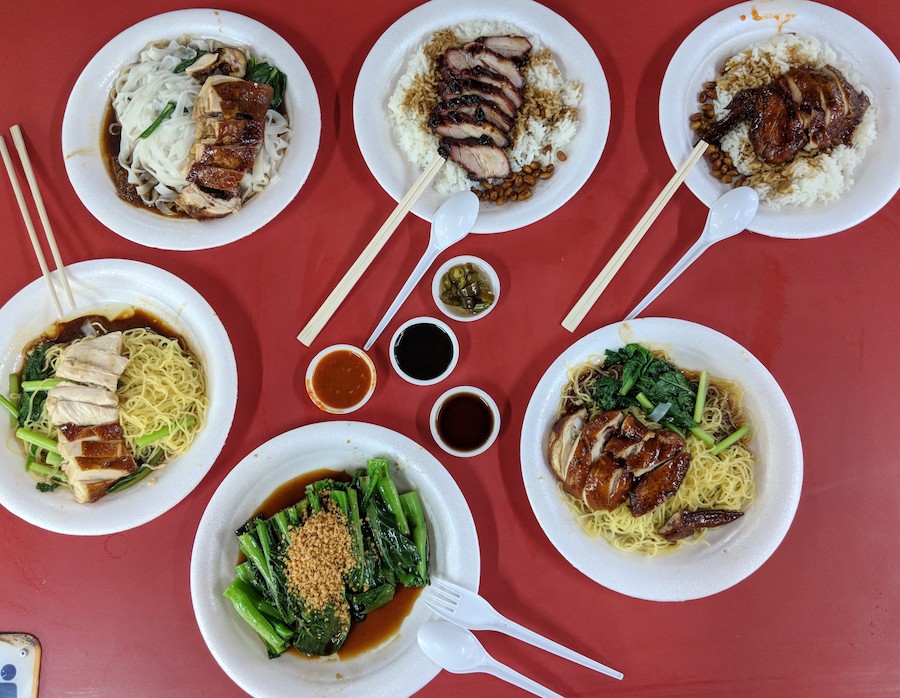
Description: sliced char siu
xmin=429 ymin=111 xmax=511 ymax=148
xmin=444 ymin=45 xmax=525 ymax=89
xmin=438 ymin=138 xmax=511 ymax=180
xmin=432 ymin=96 xmax=514 ymax=133
xmin=440 ymin=78 xmax=518 ymax=118
xmin=476 ymin=35 xmax=532 ymax=65
xmin=440 ymin=67 xmax=524 ymax=110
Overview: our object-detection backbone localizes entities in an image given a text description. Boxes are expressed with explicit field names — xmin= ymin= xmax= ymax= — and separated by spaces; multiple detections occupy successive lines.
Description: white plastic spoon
xmin=418 ymin=620 xmax=565 ymax=698
xmin=625 ymin=186 xmax=759 ymax=321
xmin=364 ymin=191 xmax=479 ymax=350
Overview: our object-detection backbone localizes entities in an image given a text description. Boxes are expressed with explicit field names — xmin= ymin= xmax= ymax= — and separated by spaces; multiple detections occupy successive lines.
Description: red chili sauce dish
xmin=305 ymin=345 xmax=376 ymax=413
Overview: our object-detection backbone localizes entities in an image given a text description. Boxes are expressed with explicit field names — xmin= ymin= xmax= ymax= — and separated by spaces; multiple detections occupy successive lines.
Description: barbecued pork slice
xmin=440 ymin=68 xmax=524 ymax=110
xmin=440 ymin=79 xmax=518 ymax=118
xmin=430 ymin=111 xmax=511 ymax=148
xmin=476 ymin=35 xmax=533 ymax=64
xmin=444 ymin=45 xmax=525 ymax=89
xmin=438 ymin=138 xmax=511 ymax=180
xmin=192 ymin=76 xmax=274 ymax=121
xmin=175 ymin=183 xmax=241 ymax=219
xmin=434 ymin=96 xmax=514 ymax=133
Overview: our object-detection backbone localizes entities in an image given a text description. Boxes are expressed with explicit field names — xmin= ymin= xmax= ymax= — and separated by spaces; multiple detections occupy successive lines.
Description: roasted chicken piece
xmin=629 ymin=451 xmax=690 ymax=517
xmin=659 ymin=509 xmax=745 ymax=541
xmin=702 ymin=64 xmax=870 ymax=165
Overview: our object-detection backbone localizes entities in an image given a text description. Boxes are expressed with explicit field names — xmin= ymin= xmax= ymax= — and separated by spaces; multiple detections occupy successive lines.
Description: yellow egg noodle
xmin=556 ymin=357 xmax=755 ymax=556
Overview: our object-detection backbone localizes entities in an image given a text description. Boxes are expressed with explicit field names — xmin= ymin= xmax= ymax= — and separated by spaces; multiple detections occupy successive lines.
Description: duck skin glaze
xmin=702 ymin=65 xmax=870 ymax=165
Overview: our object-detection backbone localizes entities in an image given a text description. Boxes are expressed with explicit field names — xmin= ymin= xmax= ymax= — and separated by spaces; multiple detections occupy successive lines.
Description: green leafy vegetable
xmin=244 ymin=56 xmax=287 ymax=109
xmin=225 ymin=459 xmax=428 ymax=658
xmin=17 ymin=343 xmax=52 ymax=427
xmin=139 ymin=102 xmax=176 ymax=139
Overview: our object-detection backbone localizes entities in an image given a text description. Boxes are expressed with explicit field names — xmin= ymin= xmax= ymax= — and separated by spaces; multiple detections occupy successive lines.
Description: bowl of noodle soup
xmin=62 ymin=9 xmax=321 ymax=250
xmin=0 ymin=259 xmax=237 ymax=535
xmin=520 ymin=318 xmax=802 ymax=601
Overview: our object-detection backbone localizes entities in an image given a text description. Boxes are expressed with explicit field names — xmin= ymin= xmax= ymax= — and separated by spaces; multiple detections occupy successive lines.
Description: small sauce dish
xmin=430 ymin=385 xmax=501 ymax=457
xmin=389 ymin=316 xmax=459 ymax=386
xmin=432 ymin=255 xmax=500 ymax=322
xmin=305 ymin=344 xmax=376 ymax=414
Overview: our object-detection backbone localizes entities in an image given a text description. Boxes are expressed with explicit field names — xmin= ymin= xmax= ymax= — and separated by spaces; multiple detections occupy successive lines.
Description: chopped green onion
xmin=16 ymin=428 xmax=59 ymax=455
xmin=710 ymin=424 xmax=751 ymax=456
xmin=139 ymin=102 xmax=176 ymax=139
xmin=693 ymin=371 xmax=709 ymax=423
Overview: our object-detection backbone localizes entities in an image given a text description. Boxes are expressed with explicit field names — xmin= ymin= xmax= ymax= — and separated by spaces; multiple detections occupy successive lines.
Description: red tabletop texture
xmin=1 ymin=1 xmax=898 ymax=696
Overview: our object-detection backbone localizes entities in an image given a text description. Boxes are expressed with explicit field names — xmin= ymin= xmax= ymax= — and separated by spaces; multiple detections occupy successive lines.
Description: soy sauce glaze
xmin=435 ymin=392 xmax=495 ymax=452
xmin=393 ymin=321 xmax=454 ymax=381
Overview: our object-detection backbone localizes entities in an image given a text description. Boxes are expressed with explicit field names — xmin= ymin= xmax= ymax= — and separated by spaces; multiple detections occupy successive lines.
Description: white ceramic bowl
xmin=432 ymin=255 xmax=500 ymax=323
xmin=429 ymin=385 xmax=501 ymax=457
xmin=61 ymin=9 xmax=321 ymax=250
xmin=305 ymin=344 xmax=376 ymax=414
xmin=389 ymin=317 xmax=458 ymax=386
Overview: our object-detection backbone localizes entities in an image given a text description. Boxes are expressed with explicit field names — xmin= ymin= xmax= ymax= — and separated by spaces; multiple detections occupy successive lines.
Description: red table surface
xmin=1 ymin=1 xmax=898 ymax=696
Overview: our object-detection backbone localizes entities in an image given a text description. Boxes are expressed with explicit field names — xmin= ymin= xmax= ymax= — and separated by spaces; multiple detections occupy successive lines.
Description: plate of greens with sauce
xmin=190 ymin=421 xmax=479 ymax=698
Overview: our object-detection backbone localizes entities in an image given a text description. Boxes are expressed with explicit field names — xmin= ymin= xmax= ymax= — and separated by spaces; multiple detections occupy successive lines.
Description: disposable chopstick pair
xmin=0 ymin=125 xmax=75 ymax=319
xmin=561 ymin=139 xmax=709 ymax=333
xmin=297 ymin=155 xmax=445 ymax=346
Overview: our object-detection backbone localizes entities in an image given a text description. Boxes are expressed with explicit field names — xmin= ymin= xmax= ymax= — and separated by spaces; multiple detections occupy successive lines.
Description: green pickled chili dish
xmin=439 ymin=263 xmax=494 ymax=314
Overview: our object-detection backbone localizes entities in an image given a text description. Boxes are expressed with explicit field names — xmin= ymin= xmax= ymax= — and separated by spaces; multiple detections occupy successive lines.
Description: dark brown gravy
xmin=242 ymin=468 xmax=424 ymax=660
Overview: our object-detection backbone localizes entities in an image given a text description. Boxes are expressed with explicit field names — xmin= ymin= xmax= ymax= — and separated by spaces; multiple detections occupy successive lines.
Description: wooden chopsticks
xmin=297 ymin=154 xmax=445 ymax=346
xmin=562 ymin=140 xmax=709 ymax=333
xmin=0 ymin=125 xmax=75 ymax=319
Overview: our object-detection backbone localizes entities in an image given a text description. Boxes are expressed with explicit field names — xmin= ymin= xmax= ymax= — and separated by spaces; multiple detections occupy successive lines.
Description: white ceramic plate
xmin=354 ymin=0 xmax=610 ymax=234
xmin=190 ymin=422 xmax=480 ymax=698
xmin=659 ymin=0 xmax=900 ymax=238
xmin=62 ymin=9 xmax=321 ymax=250
xmin=520 ymin=318 xmax=802 ymax=601
xmin=0 ymin=259 xmax=237 ymax=535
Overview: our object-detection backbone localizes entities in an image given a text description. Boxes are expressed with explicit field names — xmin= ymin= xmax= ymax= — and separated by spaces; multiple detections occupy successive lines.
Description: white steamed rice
xmin=711 ymin=33 xmax=876 ymax=208
xmin=388 ymin=21 xmax=582 ymax=193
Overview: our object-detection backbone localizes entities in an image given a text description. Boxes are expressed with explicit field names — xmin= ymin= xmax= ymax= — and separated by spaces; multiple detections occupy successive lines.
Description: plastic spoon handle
xmin=492 ymin=616 xmax=624 ymax=680
xmin=625 ymin=235 xmax=715 ymax=321
xmin=364 ymin=246 xmax=441 ymax=350
xmin=483 ymin=657 xmax=566 ymax=698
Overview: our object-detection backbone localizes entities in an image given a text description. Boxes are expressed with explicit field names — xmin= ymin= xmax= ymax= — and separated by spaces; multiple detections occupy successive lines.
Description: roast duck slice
xmin=548 ymin=409 xmax=744 ymax=539
xmin=702 ymin=65 xmax=870 ymax=165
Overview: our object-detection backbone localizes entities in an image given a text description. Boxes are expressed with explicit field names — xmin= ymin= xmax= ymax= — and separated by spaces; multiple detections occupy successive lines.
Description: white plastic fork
xmin=424 ymin=577 xmax=624 ymax=680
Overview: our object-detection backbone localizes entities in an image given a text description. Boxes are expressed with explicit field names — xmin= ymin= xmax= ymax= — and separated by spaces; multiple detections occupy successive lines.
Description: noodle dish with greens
xmin=547 ymin=343 xmax=754 ymax=555
xmin=0 ymin=310 xmax=208 ymax=503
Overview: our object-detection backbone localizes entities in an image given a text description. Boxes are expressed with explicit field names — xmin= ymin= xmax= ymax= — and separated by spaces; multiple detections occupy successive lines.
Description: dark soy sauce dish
xmin=389 ymin=317 xmax=459 ymax=386
xmin=430 ymin=386 xmax=501 ymax=457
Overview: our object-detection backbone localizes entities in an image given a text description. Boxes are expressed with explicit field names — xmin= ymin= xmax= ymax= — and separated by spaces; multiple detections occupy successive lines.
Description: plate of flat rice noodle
xmin=191 ymin=421 xmax=480 ymax=698
xmin=520 ymin=318 xmax=802 ymax=601
xmin=62 ymin=9 xmax=321 ymax=250
xmin=0 ymin=259 xmax=237 ymax=535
